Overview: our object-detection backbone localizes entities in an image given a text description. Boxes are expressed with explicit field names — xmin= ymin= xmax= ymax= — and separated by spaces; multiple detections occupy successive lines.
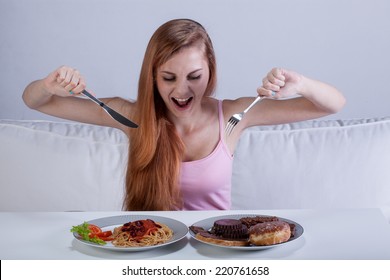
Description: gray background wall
xmin=1 ymin=0 xmax=389 ymax=121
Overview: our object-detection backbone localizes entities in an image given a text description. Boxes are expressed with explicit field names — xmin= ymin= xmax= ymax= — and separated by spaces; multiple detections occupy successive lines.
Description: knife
xmin=81 ymin=90 xmax=138 ymax=128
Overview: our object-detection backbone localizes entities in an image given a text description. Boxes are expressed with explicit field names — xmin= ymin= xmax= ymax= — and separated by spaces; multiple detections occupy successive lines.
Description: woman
xmin=23 ymin=19 xmax=346 ymax=211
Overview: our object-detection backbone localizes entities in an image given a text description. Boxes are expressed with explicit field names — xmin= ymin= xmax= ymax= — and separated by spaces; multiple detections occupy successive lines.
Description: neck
xmin=168 ymin=98 xmax=210 ymax=136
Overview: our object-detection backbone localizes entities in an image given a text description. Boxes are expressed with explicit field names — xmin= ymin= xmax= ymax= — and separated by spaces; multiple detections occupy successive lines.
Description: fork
xmin=225 ymin=96 xmax=264 ymax=135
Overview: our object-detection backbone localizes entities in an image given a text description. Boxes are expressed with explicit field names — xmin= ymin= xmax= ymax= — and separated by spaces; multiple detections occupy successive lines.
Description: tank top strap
xmin=218 ymin=100 xmax=224 ymax=139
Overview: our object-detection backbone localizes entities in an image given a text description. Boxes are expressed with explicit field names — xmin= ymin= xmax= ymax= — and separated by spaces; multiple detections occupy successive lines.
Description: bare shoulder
xmin=102 ymin=97 xmax=137 ymax=132
xmin=104 ymin=96 xmax=136 ymax=117
xmin=222 ymin=97 xmax=258 ymax=123
xmin=221 ymin=97 xmax=259 ymax=153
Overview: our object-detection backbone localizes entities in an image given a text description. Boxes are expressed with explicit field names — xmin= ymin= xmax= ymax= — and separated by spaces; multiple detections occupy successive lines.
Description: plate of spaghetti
xmin=72 ymin=215 xmax=188 ymax=251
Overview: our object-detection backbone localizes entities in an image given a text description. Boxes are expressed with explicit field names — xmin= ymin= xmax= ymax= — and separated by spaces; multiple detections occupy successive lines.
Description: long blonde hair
xmin=124 ymin=19 xmax=217 ymax=210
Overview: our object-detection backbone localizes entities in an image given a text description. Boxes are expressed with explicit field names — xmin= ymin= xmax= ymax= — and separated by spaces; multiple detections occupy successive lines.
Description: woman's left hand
xmin=257 ymin=68 xmax=303 ymax=99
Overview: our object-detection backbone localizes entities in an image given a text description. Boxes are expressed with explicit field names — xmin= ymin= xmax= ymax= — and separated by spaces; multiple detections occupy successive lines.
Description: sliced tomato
xmin=100 ymin=236 xmax=114 ymax=241
xmin=96 ymin=230 xmax=112 ymax=237
xmin=88 ymin=224 xmax=102 ymax=237
xmin=99 ymin=236 xmax=114 ymax=241
xmin=96 ymin=230 xmax=114 ymax=241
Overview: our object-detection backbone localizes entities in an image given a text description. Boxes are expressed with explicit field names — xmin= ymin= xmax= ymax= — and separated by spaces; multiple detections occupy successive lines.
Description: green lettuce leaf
xmin=70 ymin=222 xmax=106 ymax=245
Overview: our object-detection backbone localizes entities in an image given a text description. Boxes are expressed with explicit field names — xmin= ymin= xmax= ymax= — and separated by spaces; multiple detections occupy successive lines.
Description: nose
xmin=174 ymin=78 xmax=189 ymax=96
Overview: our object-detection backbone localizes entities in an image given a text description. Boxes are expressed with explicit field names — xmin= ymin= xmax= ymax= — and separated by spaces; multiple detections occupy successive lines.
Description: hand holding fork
xmin=225 ymin=68 xmax=290 ymax=135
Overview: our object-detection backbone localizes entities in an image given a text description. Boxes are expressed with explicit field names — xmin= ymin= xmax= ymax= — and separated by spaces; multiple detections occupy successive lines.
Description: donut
xmin=249 ymin=221 xmax=291 ymax=246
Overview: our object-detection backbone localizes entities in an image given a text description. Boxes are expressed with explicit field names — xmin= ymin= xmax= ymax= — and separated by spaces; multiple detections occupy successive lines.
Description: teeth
xmin=173 ymin=97 xmax=191 ymax=102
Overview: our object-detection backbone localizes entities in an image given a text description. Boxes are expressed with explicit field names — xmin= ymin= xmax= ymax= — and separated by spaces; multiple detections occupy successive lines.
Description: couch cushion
xmin=231 ymin=117 xmax=390 ymax=220
xmin=0 ymin=120 xmax=128 ymax=211
xmin=2 ymin=117 xmax=390 ymax=219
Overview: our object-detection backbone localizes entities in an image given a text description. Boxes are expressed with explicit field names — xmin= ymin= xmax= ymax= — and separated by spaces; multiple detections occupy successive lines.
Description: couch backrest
xmin=231 ymin=117 xmax=390 ymax=221
xmin=1 ymin=118 xmax=390 ymax=220
xmin=0 ymin=120 xmax=128 ymax=211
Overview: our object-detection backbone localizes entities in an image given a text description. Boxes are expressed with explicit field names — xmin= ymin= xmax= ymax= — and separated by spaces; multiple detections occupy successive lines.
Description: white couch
xmin=1 ymin=118 xmax=390 ymax=221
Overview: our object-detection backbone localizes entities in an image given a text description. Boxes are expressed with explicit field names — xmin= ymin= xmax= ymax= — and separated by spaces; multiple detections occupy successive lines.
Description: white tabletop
xmin=1 ymin=208 xmax=390 ymax=260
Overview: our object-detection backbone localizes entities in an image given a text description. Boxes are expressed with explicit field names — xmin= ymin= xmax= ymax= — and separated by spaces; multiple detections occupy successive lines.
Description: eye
xmin=188 ymin=75 xmax=201 ymax=80
xmin=162 ymin=76 xmax=175 ymax=82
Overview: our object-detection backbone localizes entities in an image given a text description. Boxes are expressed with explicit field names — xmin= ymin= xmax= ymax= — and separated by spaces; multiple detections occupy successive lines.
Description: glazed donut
xmin=249 ymin=221 xmax=291 ymax=246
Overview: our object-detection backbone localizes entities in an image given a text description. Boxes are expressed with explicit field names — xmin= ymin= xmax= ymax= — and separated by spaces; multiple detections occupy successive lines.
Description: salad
xmin=71 ymin=222 xmax=113 ymax=245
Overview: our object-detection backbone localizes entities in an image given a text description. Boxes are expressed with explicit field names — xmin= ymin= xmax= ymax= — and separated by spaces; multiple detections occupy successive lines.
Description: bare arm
xmin=223 ymin=68 xmax=346 ymax=151
xmin=22 ymin=66 xmax=134 ymax=132
xmin=225 ymin=68 xmax=346 ymax=126
xmin=258 ymin=68 xmax=346 ymax=115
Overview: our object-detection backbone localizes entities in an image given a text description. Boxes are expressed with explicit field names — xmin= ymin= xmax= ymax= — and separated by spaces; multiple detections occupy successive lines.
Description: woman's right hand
xmin=43 ymin=66 xmax=86 ymax=97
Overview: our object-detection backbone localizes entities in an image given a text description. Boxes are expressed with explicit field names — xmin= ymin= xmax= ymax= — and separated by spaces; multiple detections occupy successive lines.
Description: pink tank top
xmin=179 ymin=100 xmax=233 ymax=210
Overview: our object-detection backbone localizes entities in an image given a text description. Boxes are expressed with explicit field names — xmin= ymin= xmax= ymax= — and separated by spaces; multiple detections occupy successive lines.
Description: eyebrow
xmin=160 ymin=68 xmax=203 ymax=75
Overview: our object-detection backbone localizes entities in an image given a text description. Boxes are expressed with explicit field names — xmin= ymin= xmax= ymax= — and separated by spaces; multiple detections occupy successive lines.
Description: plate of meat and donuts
xmin=189 ymin=214 xmax=303 ymax=250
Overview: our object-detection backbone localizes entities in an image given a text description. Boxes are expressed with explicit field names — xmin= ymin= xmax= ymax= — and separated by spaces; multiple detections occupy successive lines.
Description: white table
xmin=1 ymin=208 xmax=390 ymax=260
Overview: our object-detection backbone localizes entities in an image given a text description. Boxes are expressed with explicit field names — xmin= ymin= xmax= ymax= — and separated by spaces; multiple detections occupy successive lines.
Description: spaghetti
xmin=111 ymin=219 xmax=173 ymax=247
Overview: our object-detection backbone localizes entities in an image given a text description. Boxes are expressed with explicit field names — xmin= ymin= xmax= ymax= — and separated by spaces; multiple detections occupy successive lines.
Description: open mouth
xmin=171 ymin=97 xmax=193 ymax=109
